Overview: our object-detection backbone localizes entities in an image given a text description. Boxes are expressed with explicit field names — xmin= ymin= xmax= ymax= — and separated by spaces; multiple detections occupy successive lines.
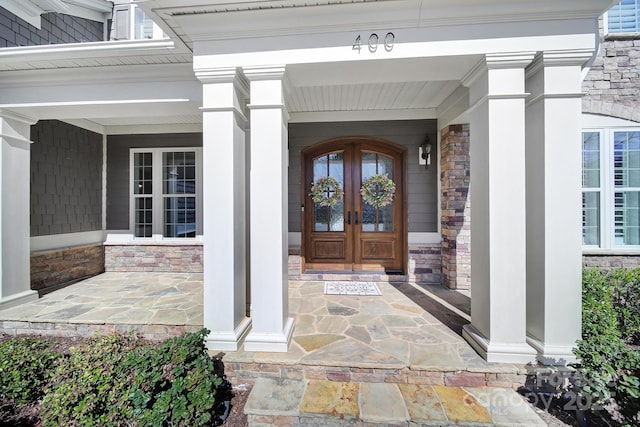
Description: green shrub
xmin=124 ymin=330 xmax=230 ymax=426
xmin=0 ymin=337 xmax=59 ymax=404
xmin=41 ymin=329 xmax=229 ymax=427
xmin=610 ymin=268 xmax=640 ymax=345
xmin=41 ymin=333 xmax=145 ymax=426
xmin=575 ymin=268 xmax=640 ymax=425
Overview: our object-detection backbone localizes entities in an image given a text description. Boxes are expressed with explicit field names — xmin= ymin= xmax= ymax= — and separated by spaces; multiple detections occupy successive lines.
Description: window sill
xmin=604 ymin=32 xmax=640 ymax=41
xmin=583 ymin=248 xmax=640 ymax=256
xmin=104 ymin=234 xmax=203 ymax=246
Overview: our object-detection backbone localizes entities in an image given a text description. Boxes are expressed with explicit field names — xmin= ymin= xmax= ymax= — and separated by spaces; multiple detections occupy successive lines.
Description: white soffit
xmin=145 ymin=0 xmax=616 ymax=45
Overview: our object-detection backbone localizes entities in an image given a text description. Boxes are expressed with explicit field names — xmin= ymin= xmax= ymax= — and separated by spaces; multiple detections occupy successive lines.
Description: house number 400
xmin=353 ymin=32 xmax=395 ymax=53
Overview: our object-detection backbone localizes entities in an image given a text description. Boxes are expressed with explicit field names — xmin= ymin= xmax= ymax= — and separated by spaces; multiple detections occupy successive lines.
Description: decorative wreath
xmin=309 ymin=176 xmax=344 ymax=207
xmin=360 ymin=173 xmax=396 ymax=208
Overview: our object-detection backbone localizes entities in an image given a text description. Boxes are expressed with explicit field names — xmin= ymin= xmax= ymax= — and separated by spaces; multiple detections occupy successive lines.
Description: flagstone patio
xmin=0 ymin=272 xmax=528 ymax=386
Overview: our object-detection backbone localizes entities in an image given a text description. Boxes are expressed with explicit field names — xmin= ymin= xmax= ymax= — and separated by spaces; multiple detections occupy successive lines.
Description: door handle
xmin=355 ymin=211 xmax=359 ymax=225
xmin=347 ymin=211 xmax=351 ymax=225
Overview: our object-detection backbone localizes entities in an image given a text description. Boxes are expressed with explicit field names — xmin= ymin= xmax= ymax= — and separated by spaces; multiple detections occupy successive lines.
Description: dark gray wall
xmin=31 ymin=120 xmax=103 ymax=237
xmin=0 ymin=7 xmax=104 ymax=48
xmin=288 ymin=120 xmax=438 ymax=233
xmin=106 ymin=133 xmax=203 ymax=230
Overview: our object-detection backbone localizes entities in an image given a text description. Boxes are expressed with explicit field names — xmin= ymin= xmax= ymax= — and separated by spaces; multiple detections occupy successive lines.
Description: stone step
xmin=245 ymin=377 xmax=546 ymax=426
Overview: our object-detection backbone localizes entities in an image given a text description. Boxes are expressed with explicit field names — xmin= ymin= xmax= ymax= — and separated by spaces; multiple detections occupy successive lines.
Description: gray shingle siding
xmin=0 ymin=7 xmax=104 ymax=48
xmin=31 ymin=120 xmax=103 ymax=237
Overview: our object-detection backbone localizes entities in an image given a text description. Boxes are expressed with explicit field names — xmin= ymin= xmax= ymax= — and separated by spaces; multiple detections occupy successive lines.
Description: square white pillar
xmin=243 ymin=65 xmax=294 ymax=352
xmin=461 ymin=54 xmax=537 ymax=364
xmin=525 ymin=51 xmax=593 ymax=365
xmin=0 ymin=111 xmax=38 ymax=309
xmin=196 ymin=68 xmax=251 ymax=350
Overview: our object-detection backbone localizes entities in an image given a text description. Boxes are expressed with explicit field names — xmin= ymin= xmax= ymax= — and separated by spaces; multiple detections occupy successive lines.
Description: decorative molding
xmin=527 ymin=49 xmax=596 ymax=76
xmin=526 ymin=336 xmax=578 ymax=366
xmin=462 ymin=52 xmax=536 ymax=88
xmin=526 ymin=92 xmax=584 ymax=108
xmin=244 ymin=317 xmax=295 ymax=352
xmin=194 ymin=67 xmax=239 ymax=84
xmin=205 ymin=317 xmax=252 ymax=352
xmin=200 ymin=106 xmax=248 ymax=126
xmin=0 ymin=290 xmax=39 ymax=310
xmin=290 ymin=109 xmax=437 ymax=123
xmin=243 ymin=65 xmax=287 ymax=81
xmin=462 ymin=324 xmax=537 ymax=364
xmin=465 ymin=93 xmax=531 ymax=117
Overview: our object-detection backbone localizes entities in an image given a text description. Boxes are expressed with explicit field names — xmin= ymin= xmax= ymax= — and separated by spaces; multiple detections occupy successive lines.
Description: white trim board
xmin=30 ymin=230 xmax=105 ymax=252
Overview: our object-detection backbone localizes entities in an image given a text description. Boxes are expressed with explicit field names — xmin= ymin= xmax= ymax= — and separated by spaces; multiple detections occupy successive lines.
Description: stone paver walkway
xmin=245 ymin=377 xmax=546 ymax=426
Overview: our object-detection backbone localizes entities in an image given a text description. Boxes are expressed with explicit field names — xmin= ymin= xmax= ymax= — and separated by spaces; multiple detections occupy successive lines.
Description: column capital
xmin=527 ymin=49 xmax=595 ymax=75
xmin=242 ymin=65 xmax=286 ymax=81
xmin=462 ymin=52 xmax=536 ymax=88
xmin=195 ymin=67 xmax=250 ymax=94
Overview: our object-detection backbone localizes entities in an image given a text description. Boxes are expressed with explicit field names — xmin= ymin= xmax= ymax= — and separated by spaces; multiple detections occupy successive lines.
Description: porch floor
xmin=0 ymin=272 xmax=526 ymax=379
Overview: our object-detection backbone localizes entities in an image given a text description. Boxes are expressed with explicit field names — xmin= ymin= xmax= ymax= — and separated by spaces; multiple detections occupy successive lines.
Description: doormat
xmin=324 ymin=281 xmax=382 ymax=296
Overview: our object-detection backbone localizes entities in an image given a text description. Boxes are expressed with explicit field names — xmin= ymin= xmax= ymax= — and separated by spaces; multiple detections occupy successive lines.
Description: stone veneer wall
xmin=289 ymin=244 xmax=442 ymax=284
xmin=104 ymin=245 xmax=203 ymax=273
xmin=583 ymin=254 xmax=640 ymax=268
xmin=407 ymin=244 xmax=442 ymax=284
xmin=31 ymin=244 xmax=104 ymax=292
xmin=582 ymin=17 xmax=640 ymax=122
xmin=440 ymin=125 xmax=471 ymax=290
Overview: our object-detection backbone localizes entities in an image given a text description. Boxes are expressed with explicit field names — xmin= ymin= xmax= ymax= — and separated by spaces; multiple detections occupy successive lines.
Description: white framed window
xmin=582 ymin=128 xmax=640 ymax=249
xmin=605 ymin=0 xmax=640 ymax=34
xmin=111 ymin=3 xmax=166 ymax=41
xmin=130 ymin=148 xmax=203 ymax=239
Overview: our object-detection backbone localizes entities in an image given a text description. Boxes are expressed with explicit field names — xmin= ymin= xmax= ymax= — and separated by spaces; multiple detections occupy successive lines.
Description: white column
xmin=243 ymin=65 xmax=294 ymax=352
xmin=525 ymin=51 xmax=592 ymax=365
xmin=0 ymin=111 xmax=38 ymax=309
xmin=196 ymin=68 xmax=251 ymax=350
xmin=461 ymin=53 xmax=537 ymax=364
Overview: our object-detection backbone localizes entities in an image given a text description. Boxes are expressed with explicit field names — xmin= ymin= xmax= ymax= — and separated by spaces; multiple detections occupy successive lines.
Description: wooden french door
xmin=302 ymin=138 xmax=405 ymax=272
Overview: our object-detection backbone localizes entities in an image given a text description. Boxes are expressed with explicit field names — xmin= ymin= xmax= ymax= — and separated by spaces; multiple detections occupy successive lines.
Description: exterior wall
xmin=104 ymin=244 xmax=203 ymax=272
xmin=288 ymin=120 xmax=438 ymax=233
xmin=581 ymin=16 xmax=640 ymax=267
xmin=0 ymin=7 xmax=104 ymax=48
xmin=288 ymin=243 xmax=441 ymax=284
xmin=106 ymin=133 xmax=202 ymax=230
xmin=407 ymin=244 xmax=442 ymax=284
xmin=583 ymin=254 xmax=640 ymax=268
xmin=440 ymin=125 xmax=471 ymax=290
xmin=31 ymin=120 xmax=103 ymax=237
xmin=31 ymin=244 xmax=104 ymax=292
xmin=583 ymin=17 xmax=640 ymax=122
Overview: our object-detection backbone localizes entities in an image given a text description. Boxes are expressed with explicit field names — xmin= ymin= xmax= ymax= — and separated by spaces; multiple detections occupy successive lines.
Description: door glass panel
xmin=361 ymin=151 xmax=394 ymax=232
xmin=312 ymin=152 xmax=344 ymax=232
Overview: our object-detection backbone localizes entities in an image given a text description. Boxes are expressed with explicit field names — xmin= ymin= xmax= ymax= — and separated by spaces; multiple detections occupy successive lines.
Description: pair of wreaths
xmin=309 ymin=173 xmax=396 ymax=208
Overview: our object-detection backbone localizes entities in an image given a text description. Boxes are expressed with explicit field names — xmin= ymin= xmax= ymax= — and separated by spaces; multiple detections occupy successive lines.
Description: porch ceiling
xmin=0 ymin=47 xmax=472 ymax=130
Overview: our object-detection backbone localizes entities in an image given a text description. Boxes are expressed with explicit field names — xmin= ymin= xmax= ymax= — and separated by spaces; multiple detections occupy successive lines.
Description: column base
xmin=244 ymin=317 xmax=295 ymax=352
xmin=527 ymin=336 xmax=578 ymax=366
xmin=205 ymin=317 xmax=252 ymax=351
xmin=463 ymin=324 xmax=536 ymax=364
xmin=0 ymin=290 xmax=38 ymax=310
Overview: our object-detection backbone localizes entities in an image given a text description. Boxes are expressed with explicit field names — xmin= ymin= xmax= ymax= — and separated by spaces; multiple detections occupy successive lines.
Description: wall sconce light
xmin=419 ymin=135 xmax=432 ymax=168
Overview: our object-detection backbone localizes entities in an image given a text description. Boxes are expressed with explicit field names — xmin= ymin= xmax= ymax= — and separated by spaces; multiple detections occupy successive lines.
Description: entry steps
xmin=245 ymin=377 xmax=545 ymax=426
